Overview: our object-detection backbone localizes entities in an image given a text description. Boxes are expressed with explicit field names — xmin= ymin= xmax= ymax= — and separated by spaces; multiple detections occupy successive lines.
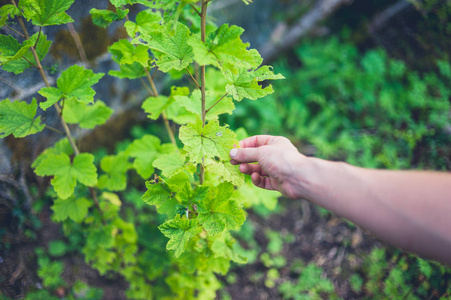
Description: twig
xmin=45 ymin=125 xmax=65 ymax=135
xmin=140 ymin=78 xmax=154 ymax=96
xmin=199 ymin=0 xmax=208 ymax=185
xmin=205 ymin=93 xmax=228 ymax=115
xmin=189 ymin=3 xmax=201 ymax=16
xmin=67 ymin=22 xmax=88 ymax=65
xmin=258 ymin=0 xmax=352 ymax=63
xmin=144 ymin=68 xmax=177 ymax=146
xmin=5 ymin=24 xmax=25 ymax=38
xmin=186 ymin=67 xmax=201 ymax=89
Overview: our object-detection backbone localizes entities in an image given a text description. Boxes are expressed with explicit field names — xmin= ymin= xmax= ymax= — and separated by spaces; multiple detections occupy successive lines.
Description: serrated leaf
xmin=158 ymin=215 xmax=202 ymax=258
xmin=22 ymin=0 xmax=74 ymax=26
xmin=109 ymin=39 xmax=149 ymax=67
xmin=211 ymin=232 xmax=247 ymax=264
xmin=110 ymin=0 xmax=154 ymax=8
xmin=224 ymin=66 xmax=284 ymax=101
xmin=34 ymin=153 xmax=97 ymax=199
xmin=197 ymin=182 xmax=246 ymax=235
xmin=1 ymin=32 xmax=51 ymax=74
xmin=237 ymin=178 xmax=279 ymax=210
xmin=109 ymin=61 xmax=146 ymax=79
xmin=31 ymin=138 xmax=73 ymax=169
xmin=0 ymin=98 xmax=45 ymax=138
xmin=125 ymin=135 xmax=176 ymax=179
xmin=179 ymin=119 xmax=238 ymax=164
xmin=152 ymin=152 xmax=186 ymax=178
xmin=23 ymin=0 xmax=74 ymax=26
xmin=0 ymin=5 xmax=20 ymax=27
xmin=175 ymin=89 xmax=235 ymax=121
xmin=188 ymin=24 xmax=262 ymax=71
xmin=177 ymin=183 xmax=209 ymax=212
xmin=98 ymin=153 xmax=131 ymax=191
xmin=52 ymin=196 xmax=92 ymax=223
xmin=90 ymin=8 xmax=128 ymax=28
xmin=205 ymin=160 xmax=244 ymax=186
xmin=139 ymin=22 xmax=193 ymax=72
xmin=142 ymin=85 xmax=190 ymax=121
xmin=39 ymin=65 xmax=104 ymax=110
xmin=142 ymin=180 xmax=172 ymax=208
xmin=142 ymin=95 xmax=171 ymax=120
xmin=124 ymin=10 xmax=162 ymax=38
xmin=62 ymin=100 xmax=113 ymax=129
xmin=0 ymin=35 xmax=32 ymax=65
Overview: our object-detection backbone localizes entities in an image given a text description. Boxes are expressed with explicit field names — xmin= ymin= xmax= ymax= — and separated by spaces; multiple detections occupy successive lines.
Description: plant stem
xmin=45 ymin=125 xmax=65 ymax=135
xmin=13 ymin=0 xmax=105 ymax=220
xmin=186 ymin=67 xmax=201 ymax=89
xmin=199 ymin=0 xmax=208 ymax=184
xmin=67 ymin=23 xmax=88 ymax=65
xmin=144 ymin=68 xmax=177 ymax=146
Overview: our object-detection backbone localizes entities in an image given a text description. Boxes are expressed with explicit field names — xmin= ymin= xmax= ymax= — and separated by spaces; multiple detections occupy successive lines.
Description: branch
xmin=258 ymin=0 xmax=352 ymax=64
xmin=186 ymin=67 xmax=201 ymax=89
xmin=67 ymin=22 xmax=89 ymax=65
xmin=205 ymin=93 xmax=228 ymax=115
xmin=368 ymin=0 xmax=412 ymax=34
xmin=144 ymin=68 xmax=177 ymax=147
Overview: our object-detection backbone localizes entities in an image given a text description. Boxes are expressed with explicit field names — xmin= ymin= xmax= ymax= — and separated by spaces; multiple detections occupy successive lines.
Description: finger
xmin=239 ymin=135 xmax=275 ymax=148
xmin=239 ymin=163 xmax=268 ymax=176
xmin=229 ymin=147 xmax=258 ymax=163
xmin=251 ymin=173 xmax=277 ymax=191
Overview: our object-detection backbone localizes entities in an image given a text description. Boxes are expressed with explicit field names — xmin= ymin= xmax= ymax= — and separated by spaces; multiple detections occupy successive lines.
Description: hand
xmin=230 ymin=135 xmax=307 ymax=199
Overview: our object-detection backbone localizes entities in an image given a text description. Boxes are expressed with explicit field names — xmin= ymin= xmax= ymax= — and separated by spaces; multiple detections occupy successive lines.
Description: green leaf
xmin=0 ymin=35 xmax=32 ymax=65
xmin=224 ymin=66 xmax=284 ymax=101
xmin=110 ymin=0 xmax=154 ymax=8
xmin=126 ymin=135 xmax=176 ymax=179
xmin=109 ymin=61 xmax=146 ymax=79
xmin=138 ymin=22 xmax=193 ymax=72
xmin=124 ymin=10 xmax=162 ymax=38
xmin=211 ymin=232 xmax=247 ymax=264
xmin=142 ymin=180 xmax=172 ymax=208
xmin=179 ymin=119 xmax=238 ymax=164
xmin=34 ymin=153 xmax=97 ymax=199
xmin=52 ymin=196 xmax=92 ymax=223
xmin=62 ymin=100 xmax=113 ymax=129
xmin=237 ymin=178 xmax=279 ymax=210
xmin=175 ymin=89 xmax=235 ymax=121
xmin=90 ymin=8 xmax=128 ymax=28
xmin=152 ymin=152 xmax=186 ymax=178
xmin=188 ymin=24 xmax=262 ymax=71
xmin=145 ymin=86 xmax=194 ymax=123
xmin=158 ymin=215 xmax=202 ymax=258
xmin=98 ymin=153 xmax=131 ymax=191
xmin=0 ymin=5 xmax=20 ymax=27
xmin=142 ymin=95 xmax=171 ymax=120
xmin=31 ymin=138 xmax=73 ymax=169
xmin=205 ymin=160 xmax=244 ymax=186
xmin=0 ymin=98 xmax=45 ymax=138
xmin=109 ymin=39 xmax=149 ymax=67
xmin=177 ymin=183 xmax=209 ymax=211
xmin=39 ymin=65 xmax=104 ymax=110
xmin=23 ymin=0 xmax=74 ymax=26
xmin=1 ymin=33 xmax=51 ymax=74
xmin=197 ymin=182 xmax=246 ymax=235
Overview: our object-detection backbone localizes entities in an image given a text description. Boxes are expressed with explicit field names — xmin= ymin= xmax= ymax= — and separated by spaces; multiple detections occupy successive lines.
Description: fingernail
xmin=230 ymin=148 xmax=238 ymax=157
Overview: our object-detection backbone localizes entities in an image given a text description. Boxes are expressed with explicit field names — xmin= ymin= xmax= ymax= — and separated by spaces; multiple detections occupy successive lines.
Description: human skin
xmin=229 ymin=135 xmax=451 ymax=265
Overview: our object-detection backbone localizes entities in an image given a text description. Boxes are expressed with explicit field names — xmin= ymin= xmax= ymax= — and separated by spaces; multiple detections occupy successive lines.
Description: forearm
xmin=300 ymin=157 xmax=451 ymax=265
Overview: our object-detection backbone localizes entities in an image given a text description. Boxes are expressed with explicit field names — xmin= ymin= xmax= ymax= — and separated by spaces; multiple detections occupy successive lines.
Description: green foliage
xmin=228 ymin=37 xmax=451 ymax=170
xmin=0 ymin=98 xmax=45 ymax=138
xmin=279 ymin=263 xmax=337 ymax=299
xmin=0 ymin=0 xmax=283 ymax=298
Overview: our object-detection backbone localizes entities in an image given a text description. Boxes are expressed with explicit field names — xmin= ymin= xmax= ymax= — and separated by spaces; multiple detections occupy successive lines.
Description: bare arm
xmin=230 ymin=135 xmax=451 ymax=265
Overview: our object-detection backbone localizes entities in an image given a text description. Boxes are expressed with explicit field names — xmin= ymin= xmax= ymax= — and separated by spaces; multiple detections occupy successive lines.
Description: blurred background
xmin=1 ymin=0 xmax=451 ymax=299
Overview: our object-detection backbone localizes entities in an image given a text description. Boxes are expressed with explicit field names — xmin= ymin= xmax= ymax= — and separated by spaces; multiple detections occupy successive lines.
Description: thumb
xmin=229 ymin=147 xmax=260 ymax=163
